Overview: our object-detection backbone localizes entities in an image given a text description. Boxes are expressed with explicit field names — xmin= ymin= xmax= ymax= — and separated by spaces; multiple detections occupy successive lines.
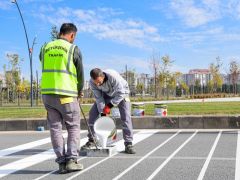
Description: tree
xmin=51 ymin=25 xmax=59 ymax=41
xmin=136 ymin=83 xmax=144 ymax=95
xmin=5 ymin=53 xmax=22 ymax=102
xmin=229 ymin=60 xmax=240 ymax=94
xmin=121 ymin=68 xmax=137 ymax=96
xmin=159 ymin=55 xmax=174 ymax=98
xmin=180 ymin=82 xmax=189 ymax=96
xmin=209 ymin=57 xmax=223 ymax=93
xmin=0 ymin=79 xmax=2 ymax=106
xmin=195 ymin=79 xmax=201 ymax=94
xmin=149 ymin=52 xmax=160 ymax=98
xmin=207 ymin=80 xmax=214 ymax=93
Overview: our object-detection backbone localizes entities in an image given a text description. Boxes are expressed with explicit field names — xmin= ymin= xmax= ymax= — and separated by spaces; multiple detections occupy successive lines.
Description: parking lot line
xmin=66 ymin=130 xmax=159 ymax=180
xmin=0 ymin=137 xmax=89 ymax=179
xmin=113 ymin=131 xmax=180 ymax=180
xmin=108 ymin=156 xmax=235 ymax=161
xmin=0 ymin=132 xmax=67 ymax=158
xmin=235 ymin=131 xmax=240 ymax=180
xmin=33 ymin=130 xmax=124 ymax=180
xmin=34 ymin=156 xmax=87 ymax=180
xmin=197 ymin=131 xmax=222 ymax=180
xmin=146 ymin=130 xmax=198 ymax=180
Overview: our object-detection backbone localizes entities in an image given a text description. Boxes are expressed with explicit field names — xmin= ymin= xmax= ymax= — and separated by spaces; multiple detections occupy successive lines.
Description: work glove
xmin=103 ymin=103 xmax=113 ymax=115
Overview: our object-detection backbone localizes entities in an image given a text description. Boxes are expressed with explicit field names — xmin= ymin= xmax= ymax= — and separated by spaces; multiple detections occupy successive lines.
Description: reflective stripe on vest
xmin=40 ymin=39 xmax=78 ymax=96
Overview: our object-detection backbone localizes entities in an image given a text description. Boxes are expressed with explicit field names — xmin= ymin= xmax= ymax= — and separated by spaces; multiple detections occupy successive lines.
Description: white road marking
xmin=113 ymin=131 xmax=180 ymax=180
xmin=0 ymin=130 xmax=86 ymax=158
xmin=235 ymin=131 xmax=240 ymax=180
xmin=197 ymin=131 xmax=222 ymax=180
xmin=66 ymin=130 xmax=159 ymax=180
xmin=0 ymin=137 xmax=89 ymax=178
xmin=0 ymin=133 xmax=67 ymax=158
xmin=34 ymin=157 xmax=87 ymax=180
xmin=33 ymin=130 xmax=124 ymax=180
xmin=146 ymin=131 xmax=198 ymax=180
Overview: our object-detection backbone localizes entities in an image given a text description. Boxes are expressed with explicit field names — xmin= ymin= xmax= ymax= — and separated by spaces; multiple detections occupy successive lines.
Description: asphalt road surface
xmin=0 ymin=129 xmax=239 ymax=180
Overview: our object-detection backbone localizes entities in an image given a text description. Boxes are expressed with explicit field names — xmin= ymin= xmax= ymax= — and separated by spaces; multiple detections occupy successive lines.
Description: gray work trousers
xmin=88 ymin=98 xmax=133 ymax=145
xmin=42 ymin=94 xmax=80 ymax=164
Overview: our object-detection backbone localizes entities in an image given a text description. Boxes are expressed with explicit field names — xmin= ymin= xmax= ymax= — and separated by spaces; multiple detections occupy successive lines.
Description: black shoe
xmin=66 ymin=159 xmax=84 ymax=172
xmin=81 ymin=140 xmax=97 ymax=150
xmin=125 ymin=144 xmax=136 ymax=154
xmin=58 ymin=163 xmax=68 ymax=174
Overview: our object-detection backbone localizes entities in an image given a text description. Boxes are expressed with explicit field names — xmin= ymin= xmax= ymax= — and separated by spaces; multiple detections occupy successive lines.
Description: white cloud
xmin=170 ymin=0 xmax=220 ymax=27
xmin=35 ymin=7 xmax=162 ymax=50
xmin=0 ymin=2 xmax=11 ymax=10
xmin=226 ymin=0 xmax=240 ymax=17
xmin=85 ymin=54 xmax=151 ymax=74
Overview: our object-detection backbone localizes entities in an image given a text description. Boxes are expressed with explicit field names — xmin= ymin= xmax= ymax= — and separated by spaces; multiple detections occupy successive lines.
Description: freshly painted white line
xmin=66 ymin=130 xmax=159 ymax=180
xmin=0 ymin=133 xmax=66 ymax=158
xmin=113 ymin=131 xmax=180 ymax=180
xmin=34 ymin=157 xmax=87 ymax=180
xmin=197 ymin=131 xmax=222 ymax=180
xmin=33 ymin=130 xmax=124 ymax=180
xmin=0 ymin=130 xmax=86 ymax=158
xmin=147 ymin=131 xmax=198 ymax=180
xmin=104 ymin=156 xmax=235 ymax=161
xmin=0 ymin=137 xmax=89 ymax=179
xmin=235 ymin=131 xmax=240 ymax=180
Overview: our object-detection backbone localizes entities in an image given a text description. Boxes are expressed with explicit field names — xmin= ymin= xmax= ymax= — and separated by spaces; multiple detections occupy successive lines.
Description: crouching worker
xmin=82 ymin=68 xmax=136 ymax=154
xmin=40 ymin=23 xmax=84 ymax=174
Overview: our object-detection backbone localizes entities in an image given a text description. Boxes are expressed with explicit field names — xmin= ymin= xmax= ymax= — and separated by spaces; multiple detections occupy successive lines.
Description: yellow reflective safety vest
xmin=40 ymin=39 xmax=78 ymax=97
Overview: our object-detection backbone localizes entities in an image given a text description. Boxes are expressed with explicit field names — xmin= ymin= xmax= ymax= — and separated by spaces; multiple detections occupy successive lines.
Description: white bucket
xmin=94 ymin=116 xmax=116 ymax=148
xmin=132 ymin=103 xmax=145 ymax=116
xmin=154 ymin=104 xmax=167 ymax=116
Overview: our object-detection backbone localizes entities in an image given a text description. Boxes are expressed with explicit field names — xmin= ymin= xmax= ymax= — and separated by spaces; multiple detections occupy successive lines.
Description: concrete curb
xmin=1 ymin=115 xmax=240 ymax=131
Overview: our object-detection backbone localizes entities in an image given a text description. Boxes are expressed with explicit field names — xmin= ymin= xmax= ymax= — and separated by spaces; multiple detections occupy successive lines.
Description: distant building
xmin=0 ymin=73 xmax=6 ymax=88
xmin=137 ymin=73 xmax=152 ymax=94
xmin=121 ymin=71 xmax=137 ymax=96
xmin=182 ymin=69 xmax=212 ymax=86
xmin=223 ymin=73 xmax=240 ymax=85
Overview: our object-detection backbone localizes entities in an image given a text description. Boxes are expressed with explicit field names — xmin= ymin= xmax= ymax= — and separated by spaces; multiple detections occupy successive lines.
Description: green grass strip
xmin=0 ymin=102 xmax=240 ymax=119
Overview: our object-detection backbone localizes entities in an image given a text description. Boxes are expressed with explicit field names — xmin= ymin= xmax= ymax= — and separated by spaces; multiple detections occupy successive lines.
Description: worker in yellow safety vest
xmin=40 ymin=23 xmax=84 ymax=174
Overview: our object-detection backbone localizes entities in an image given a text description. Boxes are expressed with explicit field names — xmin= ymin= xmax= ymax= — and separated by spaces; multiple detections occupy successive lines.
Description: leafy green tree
xmin=136 ymin=83 xmax=144 ymax=95
xmin=159 ymin=55 xmax=174 ymax=98
xmin=180 ymin=82 xmax=189 ymax=96
xmin=209 ymin=57 xmax=223 ymax=93
xmin=195 ymin=79 xmax=201 ymax=94
xmin=207 ymin=80 xmax=214 ymax=93
xmin=5 ymin=53 xmax=22 ymax=102
xmin=229 ymin=60 xmax=240 ymax=94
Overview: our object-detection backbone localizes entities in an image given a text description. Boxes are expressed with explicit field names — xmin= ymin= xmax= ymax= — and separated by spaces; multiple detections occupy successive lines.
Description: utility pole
xmin=11 ymin=0 xmax=34 ymax=107
xmin=36 ymin=70 xmax=38 ymax=106
xmin=154 ymin=65 xmax=157 ymax=98
xmin=125 ymin=65 xmax=128 ymax=83
xmin=30 ymin=37 xmax=37 ymax=105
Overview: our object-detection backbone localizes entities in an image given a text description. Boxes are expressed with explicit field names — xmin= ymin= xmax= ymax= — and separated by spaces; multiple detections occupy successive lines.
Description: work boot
xmin=125 ymin=144 xmax=136 ymax=154
xmin=66 ymin=159 xmax=84 ymax=172
xmin=81 ymin=139 xmax=97 ymax=150
xmin=58 ymin=162 xmax=68 ymax=174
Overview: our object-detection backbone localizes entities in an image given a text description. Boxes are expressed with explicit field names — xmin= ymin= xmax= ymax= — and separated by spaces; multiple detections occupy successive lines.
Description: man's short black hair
xmin=90 ymin=68 xmax=104 ymax=80
xmin=59 ymin=23 xmax=77 ymax=35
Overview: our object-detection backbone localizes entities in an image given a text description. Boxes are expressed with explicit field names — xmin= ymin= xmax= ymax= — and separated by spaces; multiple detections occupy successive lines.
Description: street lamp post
xmin=11 ymin=0 xmax=33 ymax=107
xmin=0 ymin=82 xmax=2 ymax=107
